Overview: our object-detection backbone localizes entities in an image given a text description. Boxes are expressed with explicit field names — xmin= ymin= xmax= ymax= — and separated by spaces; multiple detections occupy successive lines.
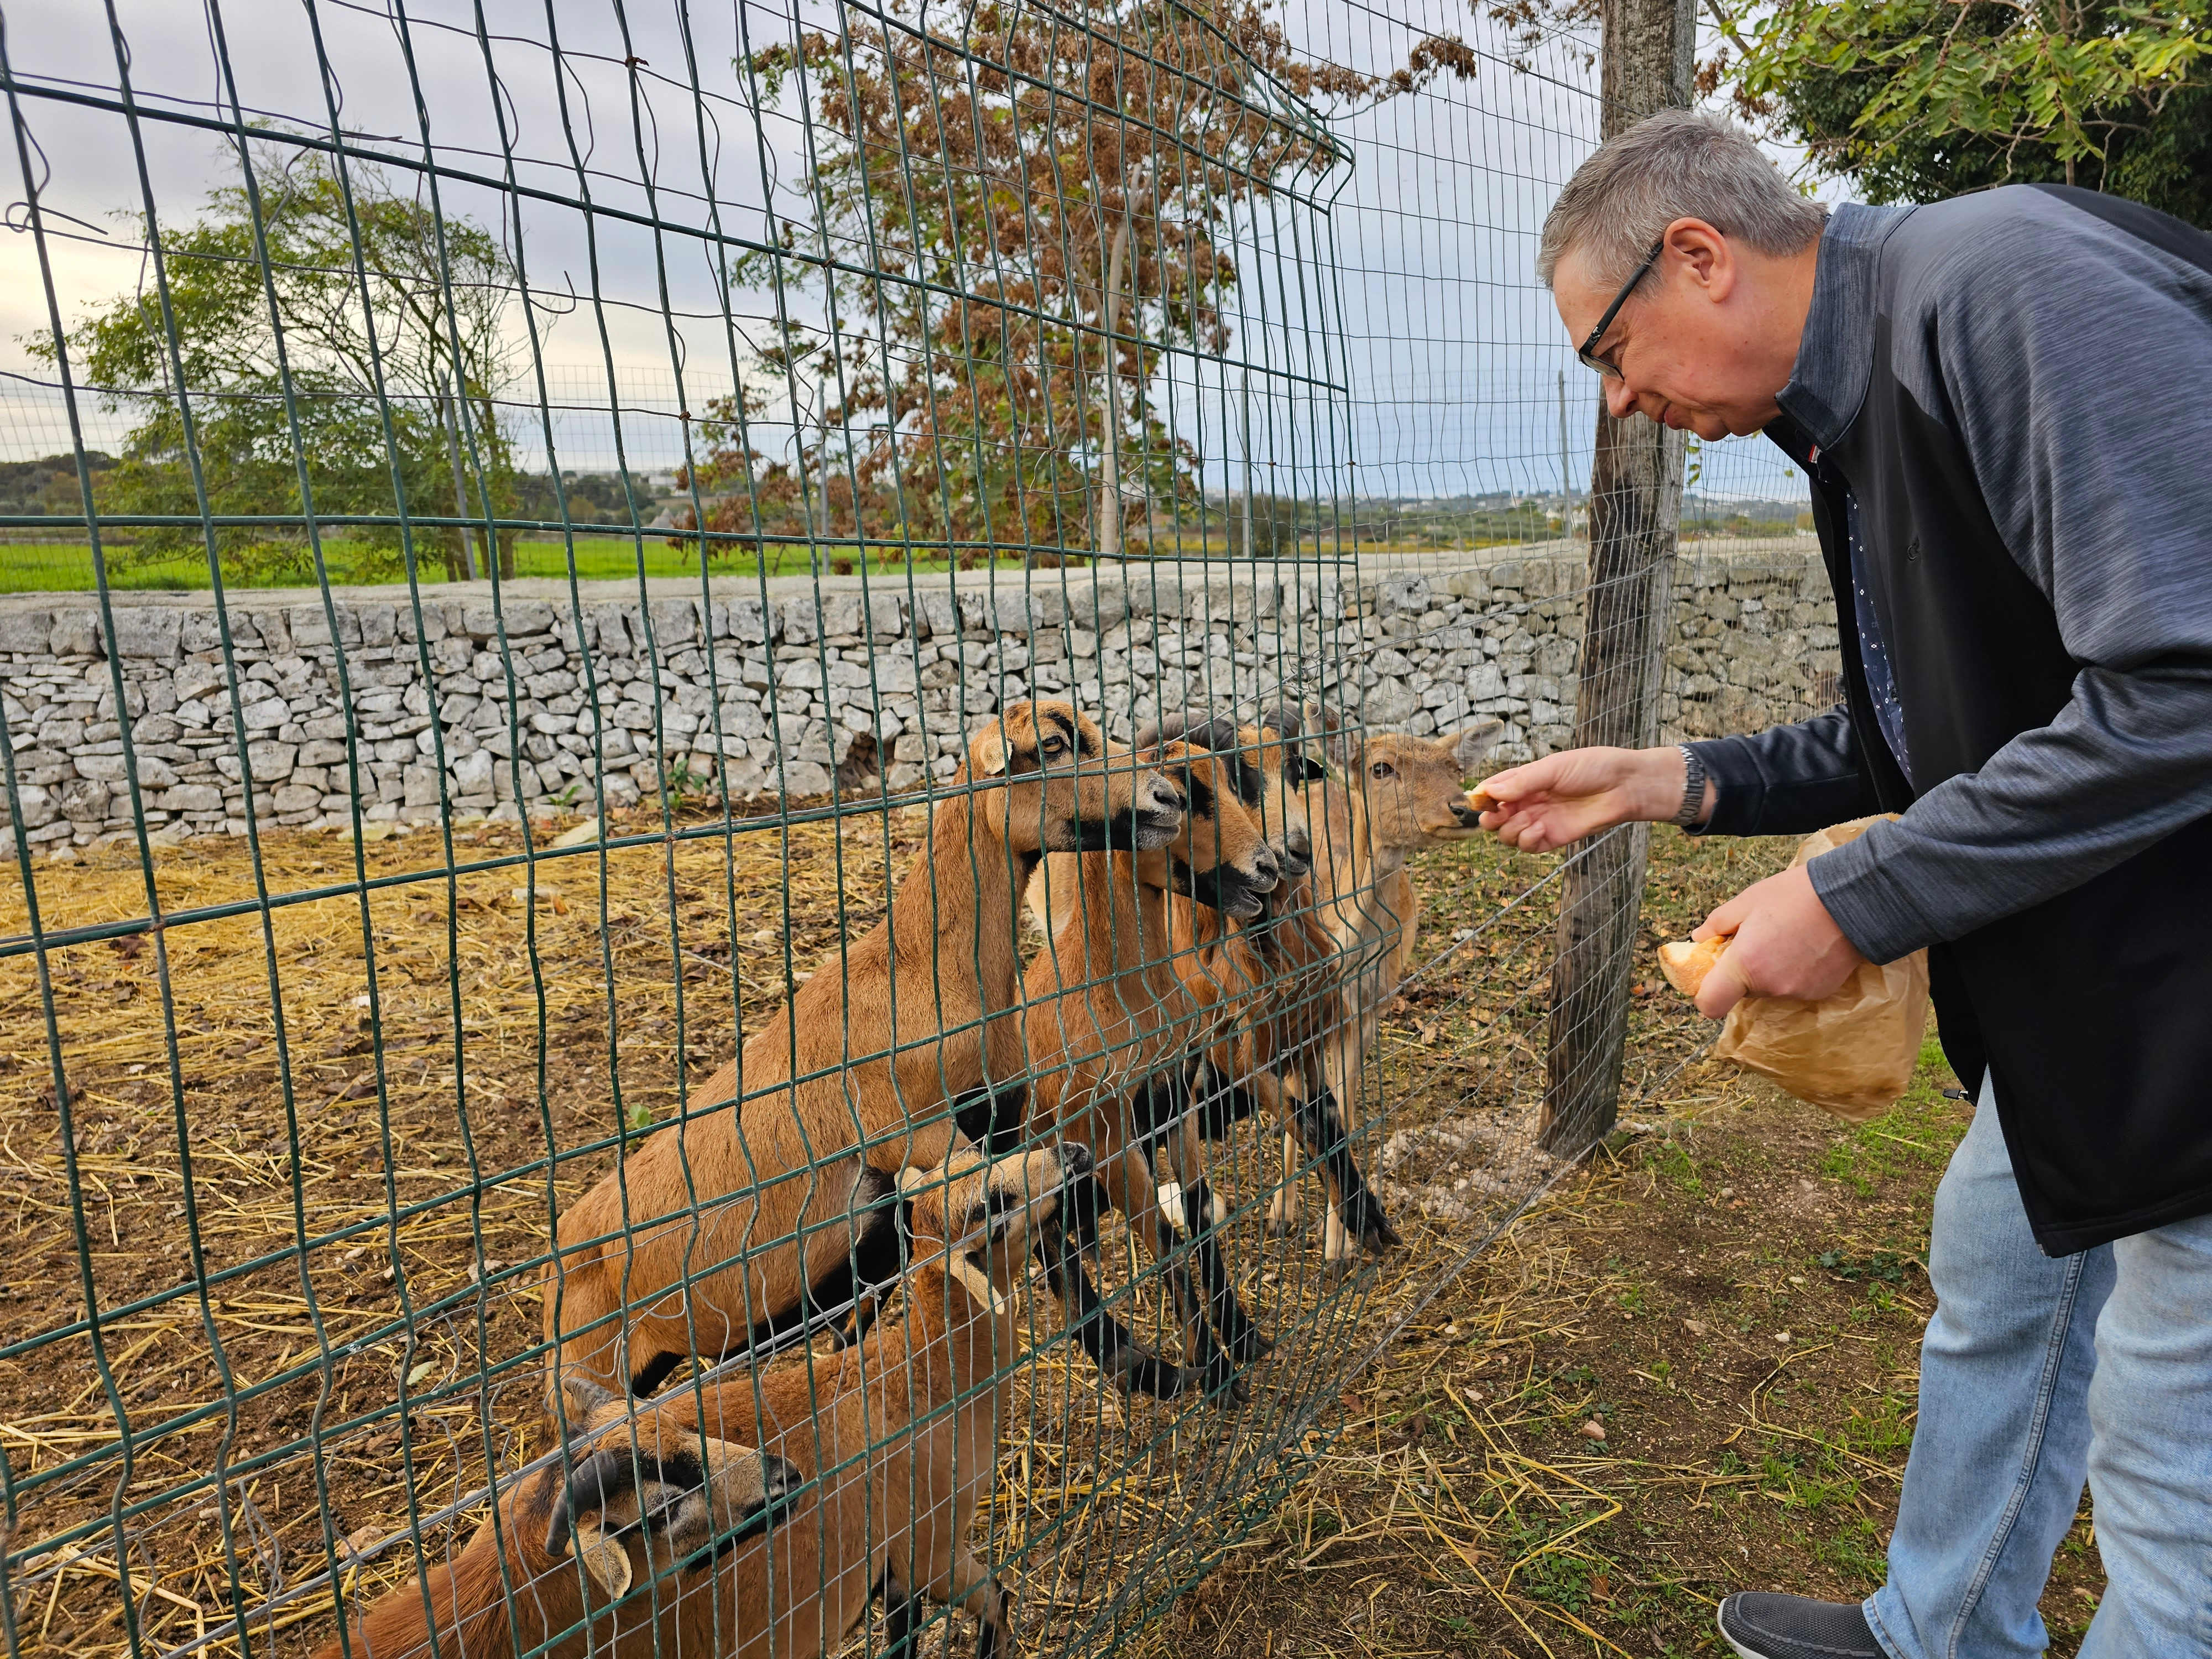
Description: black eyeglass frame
xmin=1575 ymin=236 xmax=1666 ymax=378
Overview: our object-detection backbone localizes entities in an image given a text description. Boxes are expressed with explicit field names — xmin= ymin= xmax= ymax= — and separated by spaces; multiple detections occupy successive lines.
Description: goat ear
xmin=896 ymin=1164 xmax=933 ymax=1196
xmin=1296 ymin=752 xmax=1330 ymax=785
xmin=573 ymin=1520 xmax=634 ymax=1600
xmin=1451 ymin=719 xmax=1506 ymax=776
xmin=972 ymin=723 xmax=1010 ymax=778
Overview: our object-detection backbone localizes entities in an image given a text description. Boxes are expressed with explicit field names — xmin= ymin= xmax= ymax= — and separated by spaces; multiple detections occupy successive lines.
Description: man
xmin=1477 ymin=111 xmax=2212 ymax=1659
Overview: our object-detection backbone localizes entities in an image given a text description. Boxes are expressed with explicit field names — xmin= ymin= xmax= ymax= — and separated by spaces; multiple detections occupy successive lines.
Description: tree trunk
xmin=1538 ymin=0 xmax=1693 ymax=1156
xmin=437 ymin=379 xmax=480 ymax=583
xmin=1094 ymin=218 xmax=1129 ymax=564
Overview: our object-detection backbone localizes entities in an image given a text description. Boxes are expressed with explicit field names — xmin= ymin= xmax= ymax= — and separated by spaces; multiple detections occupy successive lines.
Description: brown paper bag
xmin=1658 ymin=816 xmax=1930 ymax=1123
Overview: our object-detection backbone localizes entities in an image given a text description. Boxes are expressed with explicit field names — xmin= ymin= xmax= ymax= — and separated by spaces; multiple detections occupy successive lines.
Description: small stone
xmin=1578 ymin=1419 xmax=1607 ymax=1441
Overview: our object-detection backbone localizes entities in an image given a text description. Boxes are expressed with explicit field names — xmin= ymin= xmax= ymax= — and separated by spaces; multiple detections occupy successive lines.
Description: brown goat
xmin=1279 ymin=718 xmax=1506 ymax=1260
xmin=1143 ymin=711 xmax=1399 ymax=1268
xmin=1018 ymin=740 xmax=1282 ymax=1402
xmin=545 ymin=701 xmax=1185 ymax=1400
xmin=315 ymin=1139 xmax=1086 ymax=1659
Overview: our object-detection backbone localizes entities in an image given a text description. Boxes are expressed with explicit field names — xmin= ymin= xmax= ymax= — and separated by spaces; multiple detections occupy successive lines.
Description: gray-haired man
xmin=1478 ymin=111 xmax=2212 ymax=1659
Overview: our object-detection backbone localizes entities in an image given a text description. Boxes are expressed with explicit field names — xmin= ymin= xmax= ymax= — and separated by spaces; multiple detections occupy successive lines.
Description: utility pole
xmin=1557 ymin=369 xmax=1574 ymax=540
xmin=1540 ymin=0 xmax=1694 ymax=1153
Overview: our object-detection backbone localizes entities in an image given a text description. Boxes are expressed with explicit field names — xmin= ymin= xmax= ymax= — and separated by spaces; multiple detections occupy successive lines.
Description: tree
xmin=34 ymin=142 xmax=524 ymax=583
xmin=1710 ymin=0 xmax=2212 ymax=224
xmin=1223 ymin=491 xmax=1310 ymax=557
xmin=681 ymin=0 xmax=1384 ymax=571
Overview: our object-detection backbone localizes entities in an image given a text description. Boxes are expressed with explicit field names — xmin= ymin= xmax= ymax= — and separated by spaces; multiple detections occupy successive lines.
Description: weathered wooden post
xmin=1538 ymin=0 xmax=1693 ymax=1154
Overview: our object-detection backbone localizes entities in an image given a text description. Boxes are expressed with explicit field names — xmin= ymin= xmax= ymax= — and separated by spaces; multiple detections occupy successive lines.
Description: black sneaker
xmin=1717 ymin=1593 xmax=1884 ymax=1659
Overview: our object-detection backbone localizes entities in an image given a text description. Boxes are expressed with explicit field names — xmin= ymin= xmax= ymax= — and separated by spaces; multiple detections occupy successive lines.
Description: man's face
xmin=1552 ymin=221 xmax=1797 ymax=441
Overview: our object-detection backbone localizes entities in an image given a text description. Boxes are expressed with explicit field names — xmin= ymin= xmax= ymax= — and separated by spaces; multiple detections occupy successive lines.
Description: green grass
xmin=0 ymin=537 xmax=1031 ymax=594
xmin=1817 ymin=1034 xmax=1967 ymax=1197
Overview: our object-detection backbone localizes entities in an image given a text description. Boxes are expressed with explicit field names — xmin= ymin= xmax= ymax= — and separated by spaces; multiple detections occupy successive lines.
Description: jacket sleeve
xmin=1685 ymin=708 xmax=1881 ymax=837
xmin=1807 ymin=200 xmax=2212 ymax=964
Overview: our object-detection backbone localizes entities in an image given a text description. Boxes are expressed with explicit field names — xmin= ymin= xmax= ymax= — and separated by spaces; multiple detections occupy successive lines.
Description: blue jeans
xmin=1865 ymin=1082 xmax=2212 ymax=1658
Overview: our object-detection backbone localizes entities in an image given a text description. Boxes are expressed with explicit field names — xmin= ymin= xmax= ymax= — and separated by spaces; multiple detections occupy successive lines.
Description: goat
xmin=1276 ymin=716 xmax=1506 ymax=1260
xmin=545 ymin=701 xmax=1185 ymax=1402
xmin=315 ymin=1139 xmax=1086 ymax=1659
xmin=1135 ymin=710 xmax=1400 ymax=1270
xmin=1019 ymin=740 xmax=1282 ymax=1402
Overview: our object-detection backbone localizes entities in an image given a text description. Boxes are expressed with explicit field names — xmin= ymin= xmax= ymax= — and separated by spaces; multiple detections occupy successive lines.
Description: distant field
xmin=0 ymin=537 xmax=1040 ymax=594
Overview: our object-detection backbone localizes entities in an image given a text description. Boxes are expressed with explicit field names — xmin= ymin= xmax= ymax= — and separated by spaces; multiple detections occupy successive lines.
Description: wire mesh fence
xmin=0 ymin=1 xmax=1814 ymax=1655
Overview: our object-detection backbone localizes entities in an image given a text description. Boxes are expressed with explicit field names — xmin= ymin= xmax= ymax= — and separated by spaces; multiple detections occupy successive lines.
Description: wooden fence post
xmin=1538 ymin=0 xmax=1693 ymax=1154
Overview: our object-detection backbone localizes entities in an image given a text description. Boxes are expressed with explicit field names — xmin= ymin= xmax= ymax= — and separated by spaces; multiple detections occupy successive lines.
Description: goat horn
xmin=558 ymin=1374 xmax=619 ymax=1432
xmin=546 ymin=1446 xmax=632 ymax=1562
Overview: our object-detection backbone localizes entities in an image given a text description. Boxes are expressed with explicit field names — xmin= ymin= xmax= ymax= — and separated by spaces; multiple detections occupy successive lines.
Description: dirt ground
xmin=0 ymin=804 xmax=2103 ymax=1657
xmin=1148 ymin=1053 xmax=2109 ymax=1659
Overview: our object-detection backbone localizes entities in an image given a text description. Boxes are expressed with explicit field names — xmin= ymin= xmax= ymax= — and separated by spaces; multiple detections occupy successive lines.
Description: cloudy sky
xmin=0 ymin=0 xmax=1806 ymax=509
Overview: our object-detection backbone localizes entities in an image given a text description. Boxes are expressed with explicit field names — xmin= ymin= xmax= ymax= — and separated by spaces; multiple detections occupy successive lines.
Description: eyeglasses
xmin=1575 ymin=236 xmax=1666 ymax=378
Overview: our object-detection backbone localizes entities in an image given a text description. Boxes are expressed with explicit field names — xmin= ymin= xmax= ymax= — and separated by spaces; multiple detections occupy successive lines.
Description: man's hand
xmin=1691 ymin=862 xmax=1867 ymax=1018
xmin=1477 ymin=745 xmax=1705 ymax=852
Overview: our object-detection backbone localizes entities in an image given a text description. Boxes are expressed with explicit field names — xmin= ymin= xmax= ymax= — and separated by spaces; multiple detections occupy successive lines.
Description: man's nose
xmin=1604 ymin=377 xmax=1638 ymax=420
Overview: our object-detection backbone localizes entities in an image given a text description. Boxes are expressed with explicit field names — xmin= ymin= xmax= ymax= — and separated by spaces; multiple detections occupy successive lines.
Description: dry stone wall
xmin=0 ymin=545 xmax=1836 ymax=851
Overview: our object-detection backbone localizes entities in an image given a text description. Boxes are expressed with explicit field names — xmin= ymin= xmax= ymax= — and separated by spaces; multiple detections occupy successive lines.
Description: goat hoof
xmin=1229 ymin=1326 xmax=1275 ymax=1364
xmin=1205 ymin=1362 xmax=1251 ymax=1408
xmin=1360 ymin=1219 xmax=1404 ymax=1254
xmin=1118 ymin=1356 xmax=1193 ymax=1401
xmin=1264 ymin=1214 xmax=1300 ymax=1240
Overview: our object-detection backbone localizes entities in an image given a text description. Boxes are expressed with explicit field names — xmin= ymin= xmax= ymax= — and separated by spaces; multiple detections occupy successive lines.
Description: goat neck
xmin=899 ymin=782 xmax=1032 ymax=1072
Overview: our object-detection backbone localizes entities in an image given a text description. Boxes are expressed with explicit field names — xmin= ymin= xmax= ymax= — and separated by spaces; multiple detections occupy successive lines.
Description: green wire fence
xmin=0 ymin=0 xmax=1818 ymax=1654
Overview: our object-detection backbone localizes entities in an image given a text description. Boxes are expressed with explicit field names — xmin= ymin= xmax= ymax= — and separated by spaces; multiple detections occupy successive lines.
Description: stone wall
xmin=0 ymin=544 xmax=1837 ymax=851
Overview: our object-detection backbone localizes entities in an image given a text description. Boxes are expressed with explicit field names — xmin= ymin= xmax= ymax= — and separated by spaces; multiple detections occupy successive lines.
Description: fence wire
xmin=0 ymin=2 xmax=1814 ymax=1656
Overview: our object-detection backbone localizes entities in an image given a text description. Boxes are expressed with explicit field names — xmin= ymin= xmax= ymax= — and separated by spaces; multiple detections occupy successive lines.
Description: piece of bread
xmin=1464 ymin=789 xmax=1498 ymax=815
xmin=1658 ymin=935 xmax=1731 ymax=998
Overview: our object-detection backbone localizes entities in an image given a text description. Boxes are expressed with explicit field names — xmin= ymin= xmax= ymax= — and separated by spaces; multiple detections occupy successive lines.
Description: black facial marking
xmin=1183 ymin=775 xmax=1217 ymax=821
xmin=1226 ymin=756 xmax=1264 ymax=807
xmin=1070 ymin=809 xmax=1143 ymax=852
xmin=1168 ymin=855 xmax=1265 ymax=919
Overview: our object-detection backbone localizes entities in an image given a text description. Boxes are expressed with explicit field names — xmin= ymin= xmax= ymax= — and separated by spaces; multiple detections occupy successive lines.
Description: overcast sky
xmin=0 ymin=0 xmax=1807 ymax=507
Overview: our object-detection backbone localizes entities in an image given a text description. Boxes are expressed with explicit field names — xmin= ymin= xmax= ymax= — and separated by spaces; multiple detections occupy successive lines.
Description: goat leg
xmin=877 ymin=1562 xmax=923 ymax=1657
xmin=1294 ymin=1086 xmax=1401 ymax=1256
xmin=1151 ymin=1211 xmax=1247 ymax=1406
xmin=1264 ymin=1128 xmax=1303 ymax=1238
xmin=1185 ymin=1177 xmax=1272 ymax=1365
xmin=1037 ymin=1216 xmax=1192 ymax=1400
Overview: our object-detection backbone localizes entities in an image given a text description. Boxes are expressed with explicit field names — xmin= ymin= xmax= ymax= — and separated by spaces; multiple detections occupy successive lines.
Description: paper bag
xmin=1658 ymin=817 xmax=1930 ymax=1123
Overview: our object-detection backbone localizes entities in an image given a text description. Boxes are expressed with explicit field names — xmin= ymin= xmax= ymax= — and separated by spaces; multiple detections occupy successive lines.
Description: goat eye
xmin=1371 ymin=761 xmax=1394 ymax=779
xmin=1041 ymin=737 xmax=1066 ymax=759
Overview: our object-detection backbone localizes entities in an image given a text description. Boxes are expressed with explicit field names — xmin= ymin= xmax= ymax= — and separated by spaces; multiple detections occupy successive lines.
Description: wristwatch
xmin=1672 ymin=744 xmax=1709 ymax=828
